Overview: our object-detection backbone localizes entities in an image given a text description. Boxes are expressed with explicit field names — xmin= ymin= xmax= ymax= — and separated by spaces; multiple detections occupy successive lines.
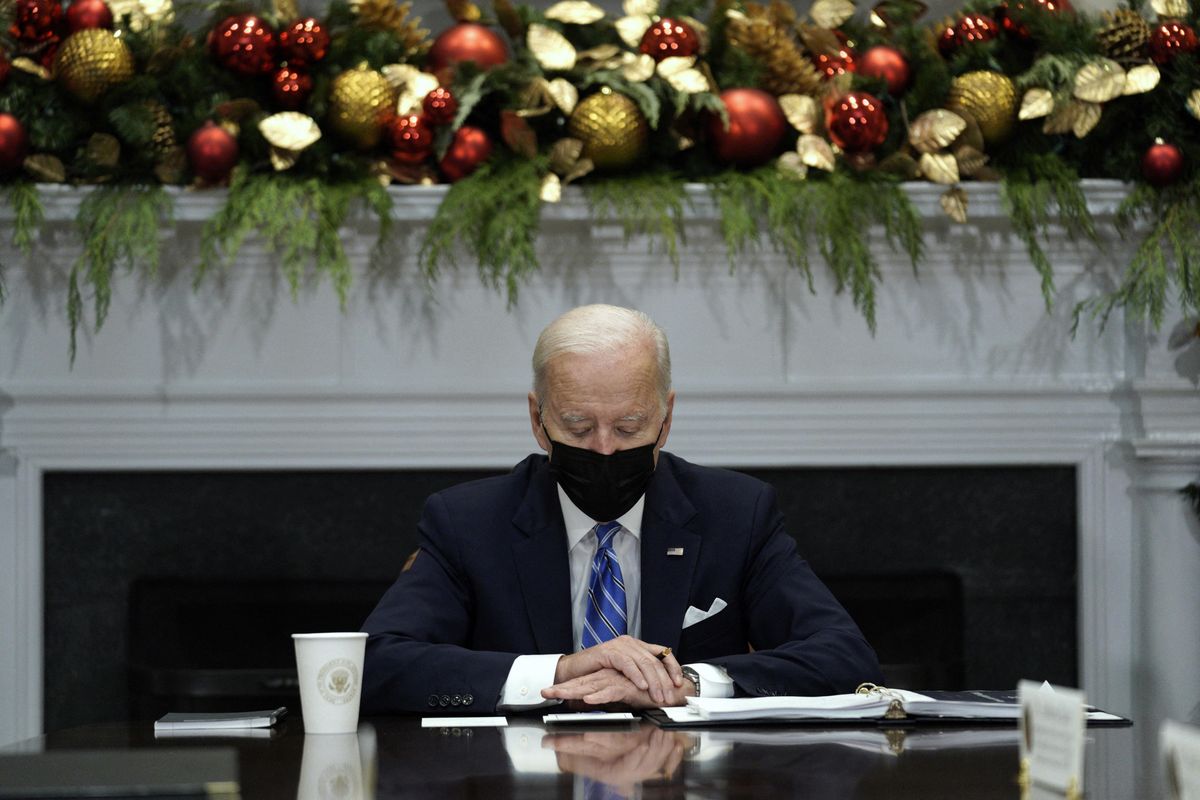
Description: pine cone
xmin=145 ymin=101 xmax=176 ymax=156
xmin=1097 ymin=9 xmax=1150 ymax=61
xmin=352 ymin=0 xmax=430 ymax=54
xmin=726 ymin=3 xmax=823 ymax=96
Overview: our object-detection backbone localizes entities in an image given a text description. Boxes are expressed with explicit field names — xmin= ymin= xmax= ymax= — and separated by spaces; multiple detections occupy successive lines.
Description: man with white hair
xmin=362 ymin=304 xmax=881 ymax=713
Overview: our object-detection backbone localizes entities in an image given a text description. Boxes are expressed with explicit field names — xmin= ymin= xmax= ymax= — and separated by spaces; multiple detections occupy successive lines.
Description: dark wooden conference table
xmin=7 ymin=715 xmax=1144 ymax=799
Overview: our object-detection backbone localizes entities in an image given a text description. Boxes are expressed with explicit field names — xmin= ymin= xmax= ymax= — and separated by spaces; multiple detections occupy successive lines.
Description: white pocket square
xmin=682 ymin=597 xmax=727 ymax=629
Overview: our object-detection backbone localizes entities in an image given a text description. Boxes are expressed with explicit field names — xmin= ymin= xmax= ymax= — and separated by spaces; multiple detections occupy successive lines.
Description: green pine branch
xmin=0 ymin=181 xmax=45 ymax=304
xmin=420 ymin=158 xmax=545 ymax=304
xmin=586 ymin=172 xmax=690 ymax=272
xmin=68 ymin=186 xmax=173 ymax=362
xmin=198 ymin=171 xmax=392 ymax=305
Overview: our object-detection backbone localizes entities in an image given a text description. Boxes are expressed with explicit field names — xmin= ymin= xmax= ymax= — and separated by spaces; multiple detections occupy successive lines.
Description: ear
xmin=528 ymin=392 xmax=550 ymax=453
xmin=657 ymin=390 xmax=676 ymax=451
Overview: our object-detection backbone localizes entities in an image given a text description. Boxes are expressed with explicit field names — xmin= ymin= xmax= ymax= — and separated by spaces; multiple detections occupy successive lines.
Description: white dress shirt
xmin=497 ymin=487 xmax=733 ymax=709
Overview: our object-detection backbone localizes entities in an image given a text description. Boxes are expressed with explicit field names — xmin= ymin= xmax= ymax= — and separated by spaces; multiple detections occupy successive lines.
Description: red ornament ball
xmin=426 ymin=23 xmax=508 ymax=77
xmin=387 ymin=114 xmax=435 ymax=165
xmin=812 ymin=32 xmax=856 ymax=79
xmin=638 ymin=17 xmax=700 ymax=62
xmin=707 ymin=88 xmax=787 ymax=168
xmin=939 ymin=13 xmax=1000 ymax=57
xmin=858 ymin=45 xmax=910 ymax=95
xmin=1142 ymin=140 xmax=1184 ymax=187
xmin=271 ymin=66 xmax=313 ymax=110
xmin=825 ymin=91 xmax=889 ymax=153
xmin=439 ymin=125 xmax=493 ymax=182
xmin=422 ymin=87 xmax=458 ymax=126
xmin=994 ymin=0 xmax=1073 ymax=39
xmin=0 ymin=113 xmax=29 ymax=175
xmin=10 ymin=0 xmax=64 ymax=42
xmin=187 ymin=122 xmax=239 ymax=182
xmin=210 ymin=15 xmax=277 ymax=77
xmin=65 ymin=0 xmax=112 ymax=32
xmin=1149 ymin=21 xmax=1198 ymax=64
xmin=278 ymin=18 xmax=329 ymax=67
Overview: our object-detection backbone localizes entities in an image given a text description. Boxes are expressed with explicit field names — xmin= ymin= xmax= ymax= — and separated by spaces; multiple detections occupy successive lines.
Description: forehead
xmin=542 ymin=345 xmax=660 ymax=417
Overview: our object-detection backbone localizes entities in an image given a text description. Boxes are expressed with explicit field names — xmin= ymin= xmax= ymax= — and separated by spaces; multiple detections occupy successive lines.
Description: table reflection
xmin=11 ymin=716 xmax=1143 ymax=799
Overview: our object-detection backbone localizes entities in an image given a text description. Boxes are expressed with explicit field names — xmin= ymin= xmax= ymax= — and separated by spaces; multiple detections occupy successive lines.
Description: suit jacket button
xmin=464 ymin=694 xmax=474 ymax=705
xmin=427 ymin=695 xmax=439 ymax=707
xmin=439 ymin=695 xmax=450 ymax=707
xmin=451 ymin=695 xmax=462 ymax=706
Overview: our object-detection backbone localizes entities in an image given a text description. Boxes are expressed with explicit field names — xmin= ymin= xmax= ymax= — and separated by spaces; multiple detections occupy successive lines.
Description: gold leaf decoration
xmin=1122 ymin=63 xmax=1160 ymax=96
xmin=578 ymin=44 xmax=621 ymax=62
xmin=493 ymin=0 xmax=524 ymax=39
xmin=562 ymin=157 xmax=594 ymax=184
xmin=545 ymin=0 xmax=606 ymax=24
xmin=547 ymin=78 xmax=579 ymax=114
xmin=259 ymin=112 xmax=322 ymax=151
xmin=24 ymin=154 xmax=66 ymax=182
xmin=383 ymin=64 xmax=440 ymax=114
xmin=878 ymin=152 xmax=921 ymax=179
xmin=658 ymin=56 xmax=708 ymax=93
xmin=940 ymin=187 xmax=968 ymax=223
xmin=550 ymin=137 xmax=584 ymax=174
xmin=621 ymin=53 xmax=656 ymax=82
xmin=777 ymin=151 xmax=808 ymax=179
xmin=1071 ymin=101 xmax=1102 ymax=137
xmin=908 ymin=109 xmax=966 ymax=154
xmin=540 ymin=173 xmax=562 ymax=202
xmin=954 ymin=145 xmax=988 ymax=177
xmin=797 ymin=134 xmax=835 ymax=171
xmin=445 ymin=0 xmax=481 ymax=22
xmin=1151 ymin=0 xmax=1190 ymax=17
xmin=12 ymin=57 xmax=50 ymax=79
xmin=86 ymin=133 xmax=120 ymax=167
xmin=809 ymin=0 xmax=856 ymax=29
xmin=273 ymin=0 xmax=298 ymax=22
xmin=920 ymin=152 xmax=959 ymax=184
xmin=623 ymin=0 xmax=657 ymax=16
xmin=154 ymin=148 xmax=186 ymax=185
xmin=780 ymin=94 xmax=820 ymax=133
xmin=616 ymin=15 xmax=653 ymax=48
xmin=528 ymin=23 xmax=577 ymax=71
xmin=1073 ymin=59 xmax=1125 ymax=104
xmin=269 ymin=148 xmax=299 ymax=171
xmin=1188 ymin=89 xmax=1200 ymax=120
xmin=1042 ymin=103 xmax=1076 ymax=135
xmin=1019 ymin=88 xmax=1055 ymax=120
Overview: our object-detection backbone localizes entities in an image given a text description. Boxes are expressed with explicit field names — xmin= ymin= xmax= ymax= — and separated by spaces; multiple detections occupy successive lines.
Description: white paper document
xmin=421 ymin=716 xmax=508 ymax=727
xmin=542 ymin=712 xmax=637 ymax=723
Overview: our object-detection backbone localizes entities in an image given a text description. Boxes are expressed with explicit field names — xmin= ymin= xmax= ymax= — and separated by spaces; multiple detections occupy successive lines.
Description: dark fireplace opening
xmin=43 ymin=465 xmax=1075 ymax=732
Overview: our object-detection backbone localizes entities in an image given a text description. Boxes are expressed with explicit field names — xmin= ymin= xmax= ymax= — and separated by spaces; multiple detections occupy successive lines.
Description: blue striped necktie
xmin=581 ymin=521 xmax=627 ymax=648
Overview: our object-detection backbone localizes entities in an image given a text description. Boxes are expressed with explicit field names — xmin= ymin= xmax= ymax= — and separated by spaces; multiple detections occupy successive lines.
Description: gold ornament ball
xmin=328 ymin=65 xmax=396 ymax=150
xmin=566 ymin=88 xmax=648 ymax=172
xmin=53 ymin=28 xmax=135 ymax=104
xmin=947 ymin=71 xmax=1016 ymax=145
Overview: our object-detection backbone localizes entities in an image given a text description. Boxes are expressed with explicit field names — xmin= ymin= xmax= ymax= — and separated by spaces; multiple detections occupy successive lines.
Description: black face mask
xmin=544 ymin=422 xmax=664 ymax=522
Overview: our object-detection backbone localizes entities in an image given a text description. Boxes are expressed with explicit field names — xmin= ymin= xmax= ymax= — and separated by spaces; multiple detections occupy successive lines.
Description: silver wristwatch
xmin=682 ymin=666 xmax=700 ymax=697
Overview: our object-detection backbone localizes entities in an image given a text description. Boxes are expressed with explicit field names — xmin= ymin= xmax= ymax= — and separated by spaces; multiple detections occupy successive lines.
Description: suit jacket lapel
xmin=511 ymin=459 xmax=575 ymax=654
xmin=640 ymin=455 xmax=701 ymax=651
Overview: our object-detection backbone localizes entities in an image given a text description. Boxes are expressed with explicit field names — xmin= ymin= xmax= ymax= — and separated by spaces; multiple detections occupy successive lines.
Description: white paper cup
xmin=293 ymin=632 xmax=368 ymax=735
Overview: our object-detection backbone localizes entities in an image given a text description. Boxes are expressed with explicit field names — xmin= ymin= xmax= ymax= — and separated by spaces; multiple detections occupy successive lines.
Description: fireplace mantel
xmin=1 ymin=183 xmax=1197 ymax=775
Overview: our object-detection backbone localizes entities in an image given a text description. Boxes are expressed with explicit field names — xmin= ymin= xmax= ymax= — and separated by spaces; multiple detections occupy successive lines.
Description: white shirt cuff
xmin=687 ymin=662 xmax=735 ymax=698
xmin=498 ymin=653 xmax=563 ymax=710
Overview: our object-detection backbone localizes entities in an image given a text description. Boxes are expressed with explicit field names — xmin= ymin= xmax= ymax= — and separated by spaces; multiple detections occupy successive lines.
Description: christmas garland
xmin=0 ymin=0 xmax=1199 ymax=358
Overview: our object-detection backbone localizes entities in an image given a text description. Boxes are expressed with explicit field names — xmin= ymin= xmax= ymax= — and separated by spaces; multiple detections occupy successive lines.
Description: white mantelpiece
xmin=1 ymin=183 xmax=1197 ymax=772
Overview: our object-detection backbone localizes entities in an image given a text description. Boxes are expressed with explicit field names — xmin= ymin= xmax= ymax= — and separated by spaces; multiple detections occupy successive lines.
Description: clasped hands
xmin=542 ymin=635 xmax=693 ymax=709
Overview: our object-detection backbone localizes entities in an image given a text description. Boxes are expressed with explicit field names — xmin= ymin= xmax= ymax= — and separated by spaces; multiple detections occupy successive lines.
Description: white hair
xmin=532 ymin=304 xmax=672 ymax=408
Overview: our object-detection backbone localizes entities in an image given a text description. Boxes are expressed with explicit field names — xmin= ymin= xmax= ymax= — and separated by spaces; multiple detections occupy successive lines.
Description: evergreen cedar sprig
xmin=1 ymin=0 xmax=1199 ymax=362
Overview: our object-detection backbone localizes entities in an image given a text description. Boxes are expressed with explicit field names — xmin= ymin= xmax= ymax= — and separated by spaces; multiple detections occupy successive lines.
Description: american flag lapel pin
xmin=666 ymin=547 xmax=684 ymax=556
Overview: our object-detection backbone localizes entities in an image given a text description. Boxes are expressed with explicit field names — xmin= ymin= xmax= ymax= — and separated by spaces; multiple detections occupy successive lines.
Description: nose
xmin=591 ymin=429 xmax=620 ymax=455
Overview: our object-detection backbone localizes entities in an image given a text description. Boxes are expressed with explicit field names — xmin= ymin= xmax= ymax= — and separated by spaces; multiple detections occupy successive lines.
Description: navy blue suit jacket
xmin=361 ymin=452 xmax=882 ymax=714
